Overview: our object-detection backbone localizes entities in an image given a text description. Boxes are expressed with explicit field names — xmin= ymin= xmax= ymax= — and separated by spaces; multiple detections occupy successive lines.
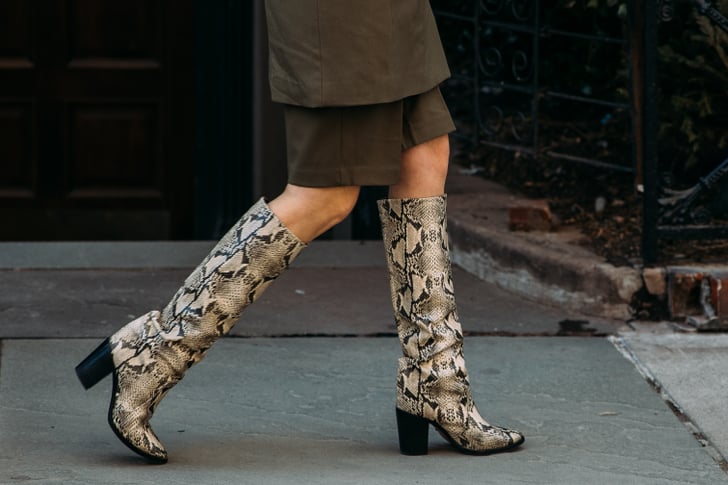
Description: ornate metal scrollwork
xmin=657 ymin=0 xmax=675 ymax=22
xmin=510 ymin=111 xmax=532 ymax=141
xmin=481 ymin=0 xmax=507 ymax=16
xmin=511 ymin=49 xmax=533 ymax=82
xmin=479 ymin=102 xmax=533 ymax=144
xmin=479 ymin=47 xmax=504 ymax=78
xmin=480 ymin=0 xmax=534 ymax=20
xmin=480 ymin=105 xmax=505 ymax=136
xmin=478 ymin=41 xmax=532 ymax=83
xmin=510 ymin=0 xmax=534 ymax=21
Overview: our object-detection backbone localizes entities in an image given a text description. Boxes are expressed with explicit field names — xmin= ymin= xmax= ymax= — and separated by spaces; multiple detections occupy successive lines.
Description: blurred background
xmin=0 ymin=0 xmax=385 ymax=242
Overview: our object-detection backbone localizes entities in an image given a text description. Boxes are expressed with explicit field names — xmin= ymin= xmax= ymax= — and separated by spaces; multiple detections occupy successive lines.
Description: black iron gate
xmin=435 ymin=0 xmax=728 ymax=264
xmin=433 ymin=1 xmax=634 ymax=172
xmin=642 ymin=0 xmax=728 ymax=262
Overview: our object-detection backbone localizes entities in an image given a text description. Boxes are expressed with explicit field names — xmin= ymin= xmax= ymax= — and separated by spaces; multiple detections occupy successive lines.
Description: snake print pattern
xmin=108 ymin=198 xmax=306 ymax=461
xmin=378 ymin=196 xmax=524 ymax=454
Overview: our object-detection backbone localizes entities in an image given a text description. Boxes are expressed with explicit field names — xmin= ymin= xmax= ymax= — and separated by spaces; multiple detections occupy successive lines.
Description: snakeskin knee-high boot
xmin=378 ymin=195 xmax=524 ymax=455
xmin=75 ymin=198 xmax=306 ymax=463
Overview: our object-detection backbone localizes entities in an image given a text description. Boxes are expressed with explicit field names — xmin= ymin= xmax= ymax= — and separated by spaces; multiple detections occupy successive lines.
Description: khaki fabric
xmin=264 ymin=0 xmax=451 ymax=107
xmin=284 ymin=87 xmax=455 ymax=187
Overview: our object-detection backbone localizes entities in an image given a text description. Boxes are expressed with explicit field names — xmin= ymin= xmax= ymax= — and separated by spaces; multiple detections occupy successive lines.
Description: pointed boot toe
xmin=108 ymin=371 xmax=169 ymax=463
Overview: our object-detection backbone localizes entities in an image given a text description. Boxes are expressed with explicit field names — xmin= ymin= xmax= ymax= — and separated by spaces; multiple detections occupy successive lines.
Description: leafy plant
xmin=656 ymin=0 xmax=728 ymax=183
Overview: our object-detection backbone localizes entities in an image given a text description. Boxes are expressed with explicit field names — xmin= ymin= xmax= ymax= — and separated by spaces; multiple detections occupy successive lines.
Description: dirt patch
xmin=453 ymin=142 xmax=728 ymax=268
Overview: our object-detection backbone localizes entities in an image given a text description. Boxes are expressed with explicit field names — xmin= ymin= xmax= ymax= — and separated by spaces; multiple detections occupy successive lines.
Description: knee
xmin=394 ymin=135 xmax=450 ymax=197
xmin=429 ymin=133 xmax=451 ymax=158
xmin=404 ymin=135 xmax=450 ymax=174
xmin=425 ymin=135 xmax=450 ymax=178
xmin=430 ymin=153 xmax=450 ymax=183
xmin=323 ymin=186 xmax=360 ymax=226
xmin=276 ymin=184 xmax=360 ymax=229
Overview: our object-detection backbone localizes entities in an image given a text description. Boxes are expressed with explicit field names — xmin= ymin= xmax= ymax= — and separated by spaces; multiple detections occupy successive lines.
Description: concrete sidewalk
xmin=445 ymin=171 xmax=643 ymax=320
xmin=1 ymin=337 xmax=723 ymax=484
xmin=0 ymin=241 xmax=726 ymax=483
xmin=614 ymin=326 xmax=728 ymax=470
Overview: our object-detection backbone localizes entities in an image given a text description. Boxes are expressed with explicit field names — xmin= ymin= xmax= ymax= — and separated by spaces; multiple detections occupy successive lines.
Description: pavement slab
xmin=1 ymin=241 xmax=725 ymax=483
xmin=0 ymin=267 xmax=613 ymax=339
xmin=1 ymin=337 xmax=725 ymax=484
xmin=0 ymin=241 xmax=388 ymax=270
xmin=614 ymin=331 xmax=728 ymax=470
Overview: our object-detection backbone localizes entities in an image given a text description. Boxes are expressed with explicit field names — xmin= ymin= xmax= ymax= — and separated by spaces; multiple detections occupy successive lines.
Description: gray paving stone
xmin=0 ymin=241 xmax=386 ymax=270
xmin=0 ymin=267 xmax=614 ymax=338
xmin=1 ymin=240 xmax=725 ymax=483
xmin=614 ymin=332 xmax=728 ymax=469
xmin=1 ymin=338 xmax=724 ymax=484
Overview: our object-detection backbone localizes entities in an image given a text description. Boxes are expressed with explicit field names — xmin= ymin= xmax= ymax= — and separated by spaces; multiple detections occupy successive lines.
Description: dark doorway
xmin=0 ymin=0 xmax=195 ymax=240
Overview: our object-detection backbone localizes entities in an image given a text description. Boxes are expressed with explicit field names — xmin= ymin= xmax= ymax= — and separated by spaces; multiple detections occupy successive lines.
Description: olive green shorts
xmin=283 ymin=86 xmax=456 ymax=187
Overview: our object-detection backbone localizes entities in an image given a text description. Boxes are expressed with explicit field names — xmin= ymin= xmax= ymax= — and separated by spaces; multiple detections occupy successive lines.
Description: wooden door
xmin=0 ymin=0 xmax=194 ymax=240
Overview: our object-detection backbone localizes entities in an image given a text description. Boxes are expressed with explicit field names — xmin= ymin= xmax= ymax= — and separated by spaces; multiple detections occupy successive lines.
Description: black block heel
xmin=396 ymin=408 xmax=429 ymax=455
xmin=75 ymin=338 xmax=114 ymax=389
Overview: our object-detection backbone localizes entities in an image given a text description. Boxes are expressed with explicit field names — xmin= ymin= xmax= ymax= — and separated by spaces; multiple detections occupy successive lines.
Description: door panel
xmin=68 ymin=0 xmax=161 ymax=61
xmin=66 ymin=102 xmax=162 ymax=200
xmin=0 ymin=1 xmax=32 ymax=59
xmin=0 ymin=103 xmax=35 ymax=198
xmin=0 ymin=0 xmax=193 ymax=240
xmin=0 ymin=1 xmax=36 ymax=201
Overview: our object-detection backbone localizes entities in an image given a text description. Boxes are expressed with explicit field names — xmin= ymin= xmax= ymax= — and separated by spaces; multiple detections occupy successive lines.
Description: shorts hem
xmin=403 ymin=112 xmax=457 ymax=150
xmin=288 ymin=167 xmax=401 ymax=187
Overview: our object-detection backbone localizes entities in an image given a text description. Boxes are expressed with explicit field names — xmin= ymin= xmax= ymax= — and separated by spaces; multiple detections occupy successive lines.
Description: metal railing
xmin=435 ymin=0 xmax=728 ymax=263
xmin=434 ymin=0 xmax=634 ymax=174
xmin=642 ymin=0 xmax=728 ymax=262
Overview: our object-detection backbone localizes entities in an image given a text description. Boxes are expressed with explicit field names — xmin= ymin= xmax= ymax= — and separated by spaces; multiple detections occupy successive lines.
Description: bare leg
xmin=269 ymin=184 xmax=361 ymax=243
xmin=389 ymin=134 xmax=450 ymax=199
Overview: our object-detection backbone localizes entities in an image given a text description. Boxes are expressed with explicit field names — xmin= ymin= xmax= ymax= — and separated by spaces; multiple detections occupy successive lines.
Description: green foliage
xmin=437 ymin=1 xmax=728 ymax=183
xmin=656 ymin=1 xmax=728 ymax=180
xmin=541 ymin=0 xmax=728 ymax=181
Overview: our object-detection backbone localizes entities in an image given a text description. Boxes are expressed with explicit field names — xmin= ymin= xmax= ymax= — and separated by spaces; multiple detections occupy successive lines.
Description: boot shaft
xmin=377 ymin=196 xmax=463 ymax=363
xmin=161 ymin=198 xmax=305 ymax=347
xmin=111 ymin=198 xmax=305 ymax=371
